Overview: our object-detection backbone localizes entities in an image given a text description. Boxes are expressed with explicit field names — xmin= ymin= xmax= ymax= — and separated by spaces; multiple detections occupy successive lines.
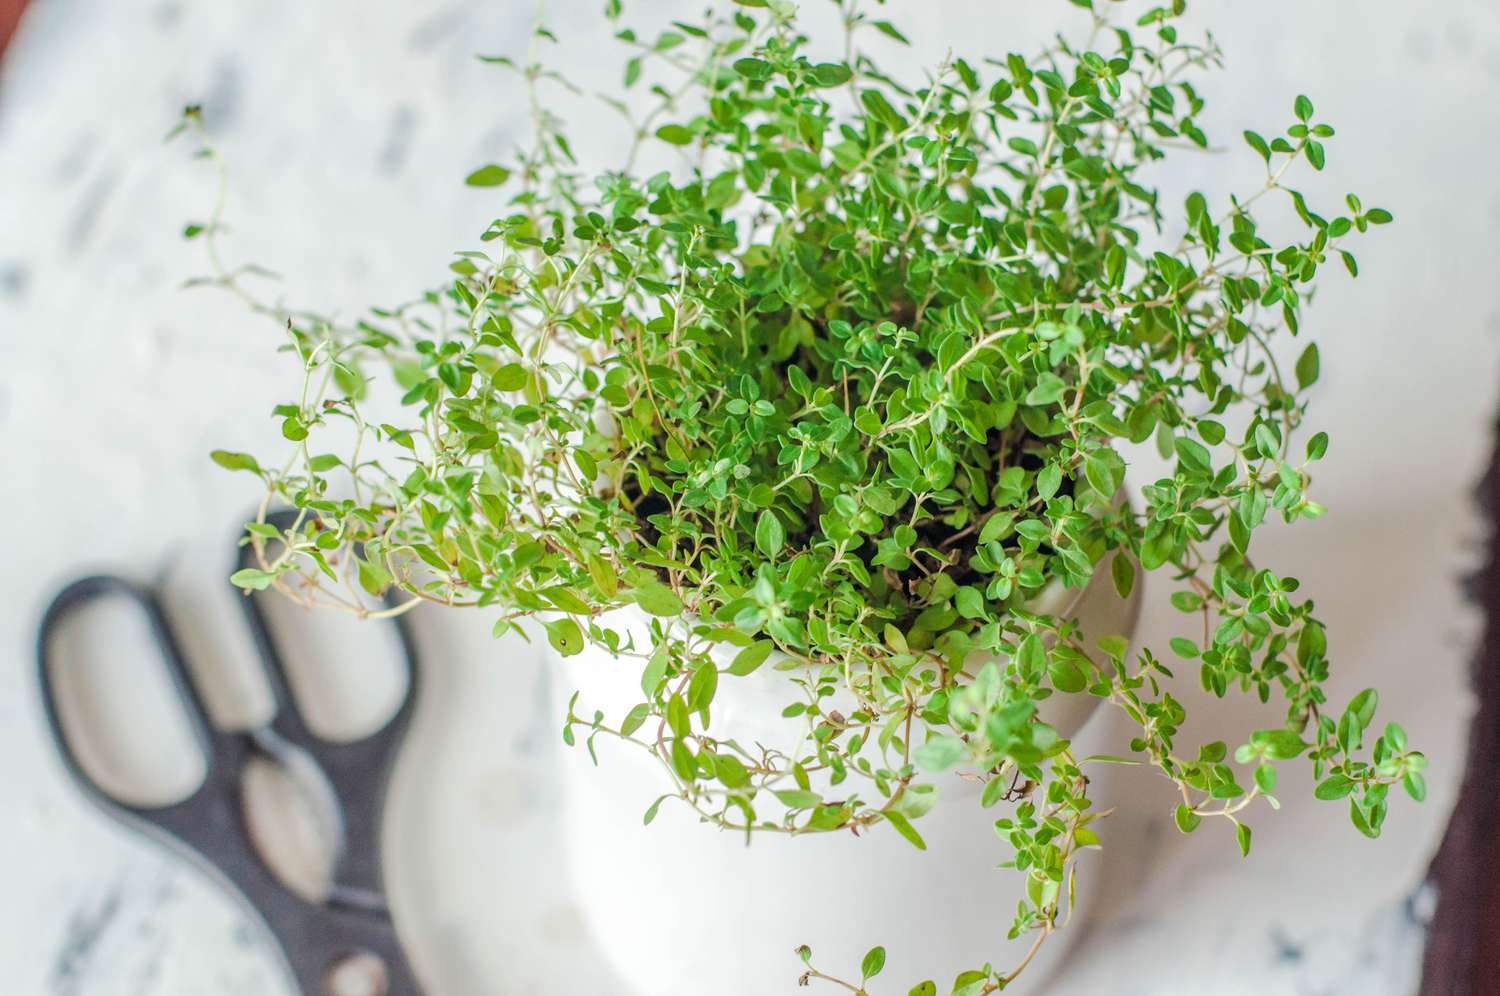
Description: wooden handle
xmin=0 ymin=0 xmax=27 ymax=62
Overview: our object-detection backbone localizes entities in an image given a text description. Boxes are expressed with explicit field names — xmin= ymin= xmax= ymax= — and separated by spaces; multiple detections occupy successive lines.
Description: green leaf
xmin=464 ymin=164 xmax=512 ymax=187
xmin=1228 ymin=512 xmax=1251 ymax=555
xmin=587 ymin=555 xmax=618 ymax=599
xmin=1170 ymin=591 xmax=1202 ymax=612
xmin=230 ymin=568 xmax=277 ymax=591
xmin=620 ymin=703 xmax=651 ymax=737
xmin=1025 ymin=372 xmax=1067 ymax=405
xmin=1255 ymin=423 xmax=1280 ymax=459
xmin=493 ymin=363 xmax=528 ymax=391
xmin=1296 ymin=343 xmax=1320 ymax=390
xmin=1084 ymin=449 xmax=1125 ymax=497
xmin=1294 ymin=94 xmax=1314 ymax=121
xmin=1347 ymin=688 xmax=1379 ymax=730
xmin=671 ymin=737 xmax=694 ymax=779
xmin=1253 ymin=729 xmax=1310 ymax=760
xmin=913 ymin=734 xmax=966 ymax=772
xmin=1306 ymin=140 xmax=1326 ymax=171
xmin=728 ymin=640 xmax=775 ymax=676
xmin=1243 ymin=129 xmax=1271 ymax=162
xmin=245 ymin=522 xmax=282 ymax=541
xmin=1110 ymin=553 xmax=1135 ymax=599
xmin=655 ymin=124 xmax=694 ymax=146
xmin=755 ymin=509 xmax=785 ymax=558
xmin=1315 ymin=774 xmax=1355 ymax=800
xmin=640 ymin=647 xmax=670 ymax=697
xmin=1036 ymin=463 xmax=1062 ymax=500
xmin=1174 ymin=805 xmax=1201 ymax=834
xmin=541 ymin=586 xmax=591 ymax=615
xmin=1097 ymin=633 xmax=1130 ymax=661
xmin=861 ymin=946 xmax=886 ymax=981
xmin=1016 ymin=633 xmax=1047 ymax=677
xmin=1049 ymin=655 xmax=1087 ymax=694
xmin=715 ymin=753 xmax=750 ymax=789
xmin=687 ymin=661 xmax=719 ymax=711
xmin=211 ymin=450 xmax=261 ymax=473
xmin=1174 ymin=436 xmax=1211 ymax=474
xmin=954 ymin=585 xmax=985 ymax=620
xmin=356 ymin=558 xmax=392 ymax=596
xmin=669 ymin=696 xmax=690 ymax=735
xmin=1404 ymin=771 xmax=1427 ymax=802
xmin=1081 ymin=754 xmax=1141 ymax=766
xmin=1235 ymin=821 xmax=1252 ymax=857
xmin=883 ymin=810 xmax=927 ymax=850
xmin=1141 ymin=528 xmax=1176 ymax=569
xmin=543 ymin=617 xmax=584 ymax=657
xmin=1073 ymin=826 xmax=1102 ymax=848
xmin=634 ymin=582 xmax=684 ymax=617
xmin=907 ymin=984 xmax=937 ymax=996
xmin=653 ymin=31 xmax=685 ymax=52
xmin=774 ymin=789 xmax=821 ymax=809
xmin=811 ymin=63 xmax=853 ymax=88
xmin=733 ymin=57 xmax=772 ymax=80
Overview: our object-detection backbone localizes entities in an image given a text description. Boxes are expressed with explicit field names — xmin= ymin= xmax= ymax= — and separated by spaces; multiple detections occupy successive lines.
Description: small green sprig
xmin=188 ymin=0 xmax=1418 ymax=991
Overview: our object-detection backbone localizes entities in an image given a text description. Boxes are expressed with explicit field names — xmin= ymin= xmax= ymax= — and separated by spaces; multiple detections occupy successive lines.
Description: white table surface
xmin=3 ymin=1 xmax=1498 ymax=993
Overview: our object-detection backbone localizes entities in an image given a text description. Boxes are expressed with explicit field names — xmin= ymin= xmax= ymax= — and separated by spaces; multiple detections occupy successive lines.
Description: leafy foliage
xmin=185 ymin=0 xmax=1422 ymax=991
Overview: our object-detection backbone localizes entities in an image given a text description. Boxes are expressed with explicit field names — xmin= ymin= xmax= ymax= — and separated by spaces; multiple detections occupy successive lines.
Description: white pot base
xmin=550 ymin=563 xmax=1141 ymax=994
xmin=554 ymin=723 xmax=1110 ymax=995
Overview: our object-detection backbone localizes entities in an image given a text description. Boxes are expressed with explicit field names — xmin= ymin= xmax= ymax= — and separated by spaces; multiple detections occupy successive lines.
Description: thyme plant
xmin=197 ymin=0 xmax=1424 ymax=990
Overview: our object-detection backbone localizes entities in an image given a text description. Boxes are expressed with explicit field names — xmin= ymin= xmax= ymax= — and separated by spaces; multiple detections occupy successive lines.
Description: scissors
xmin=36 ymin=511 xmax=423 ymax=995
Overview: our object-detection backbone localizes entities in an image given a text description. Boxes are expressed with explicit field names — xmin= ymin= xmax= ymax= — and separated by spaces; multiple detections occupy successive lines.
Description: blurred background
xmin=2 ymin=1 xmax=1498 ymax=993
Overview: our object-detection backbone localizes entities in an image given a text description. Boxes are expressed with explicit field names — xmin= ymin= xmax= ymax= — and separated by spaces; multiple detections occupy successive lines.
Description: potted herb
xmin=200 ymin=0 xmax=1425 ymax=991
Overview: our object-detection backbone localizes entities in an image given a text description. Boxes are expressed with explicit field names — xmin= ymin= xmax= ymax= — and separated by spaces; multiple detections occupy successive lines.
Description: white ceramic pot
xmin=549 ymin=568 xmax=1141 ymax=995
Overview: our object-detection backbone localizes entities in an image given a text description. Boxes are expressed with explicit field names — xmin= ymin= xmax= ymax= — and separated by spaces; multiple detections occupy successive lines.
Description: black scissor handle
xmin=36 ymin=574 xmax=238 ymax=816
xmin=37 ymin=571 xmax=426 ymax=994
